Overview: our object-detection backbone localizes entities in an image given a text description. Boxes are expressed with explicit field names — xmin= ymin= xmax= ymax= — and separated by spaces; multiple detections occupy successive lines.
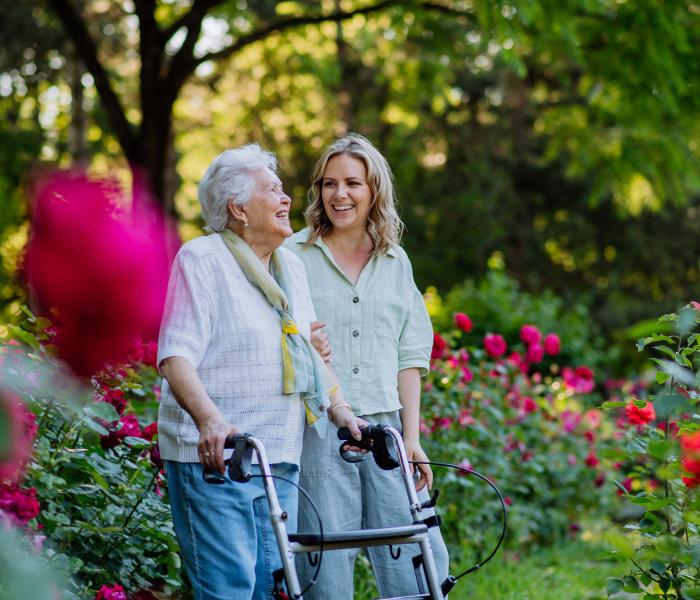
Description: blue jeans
xmin=165 ymin=461 xmax=299 ymax=600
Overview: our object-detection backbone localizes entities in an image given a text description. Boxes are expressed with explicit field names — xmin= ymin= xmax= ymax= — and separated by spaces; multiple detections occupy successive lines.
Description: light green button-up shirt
xmin=285 ymin=228 xmax=433 ymax=416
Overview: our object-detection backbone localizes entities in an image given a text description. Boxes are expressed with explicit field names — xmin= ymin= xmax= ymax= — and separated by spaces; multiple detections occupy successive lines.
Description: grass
xmin=450 ymin=539 xmax=626 ymax=600
xmin=353 ymin=538 xmax=627 ymax=600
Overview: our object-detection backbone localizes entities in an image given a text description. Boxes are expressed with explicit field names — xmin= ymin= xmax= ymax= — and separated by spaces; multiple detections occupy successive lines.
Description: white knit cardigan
xmin=156 ymin=234 xmax=314 ymax=465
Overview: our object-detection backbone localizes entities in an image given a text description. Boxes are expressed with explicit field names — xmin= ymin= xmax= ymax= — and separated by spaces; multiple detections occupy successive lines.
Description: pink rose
xmin=453 ymin=312 xmax=473 ymax=333
xmin=460 ymin=366 xmax=474 ymax=383
xmin=483 ymin=333 xmax=507 ymax=358
xmin=562 ymin=366 xmax=595 ymax=394
xmin=525 ymin=343 xmax=544 ymax=364
xmin=543 ymin=333 xmax=561 ymax=355
xmin=519 ymin=324 xmax=541 ymax=346
xmin=690 ymin=301 xmax=700 ymax=311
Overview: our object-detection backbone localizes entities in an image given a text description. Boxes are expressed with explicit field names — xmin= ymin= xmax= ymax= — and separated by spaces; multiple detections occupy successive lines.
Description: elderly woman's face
xmin=245 ymin=168 xmax=293 ymax=241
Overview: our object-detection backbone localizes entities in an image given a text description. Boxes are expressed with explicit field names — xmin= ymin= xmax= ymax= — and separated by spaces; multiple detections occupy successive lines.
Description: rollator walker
xmin=204 ymin=425 xmax=466 ymax=600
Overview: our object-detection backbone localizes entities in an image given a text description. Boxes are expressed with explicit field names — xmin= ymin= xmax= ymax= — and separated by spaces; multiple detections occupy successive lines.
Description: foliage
xmin=429 ymin=270 xmax=611 ymax=372
xmin=604 ymin=302 xmax=700 ymax=599
xmin=421 ymin=307 xmax=620 ymax=567
xmin=0 ymin=311 xmax=183 ymax=599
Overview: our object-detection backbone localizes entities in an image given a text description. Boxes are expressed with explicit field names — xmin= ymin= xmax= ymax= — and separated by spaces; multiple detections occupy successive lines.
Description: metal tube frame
xmin=246 ymin=429 xmax=446 ymax=600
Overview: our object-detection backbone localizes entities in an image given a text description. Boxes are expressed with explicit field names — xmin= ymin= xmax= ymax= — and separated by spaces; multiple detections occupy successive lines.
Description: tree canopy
xmin=2 ymin=0 xmax=700 ymax=332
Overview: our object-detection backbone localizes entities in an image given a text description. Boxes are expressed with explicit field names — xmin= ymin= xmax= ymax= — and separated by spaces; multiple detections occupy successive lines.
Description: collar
xmin=293 ymin=228 xmax=397 ymax=258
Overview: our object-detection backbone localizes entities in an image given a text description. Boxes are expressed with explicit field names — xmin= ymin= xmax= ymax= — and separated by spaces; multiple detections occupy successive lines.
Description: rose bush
xmin=603 ymin=303 xmax=700 ymax=599
xmin=0 ymin=310 xmax=183 ymax=599
xmin=420 ymin=305 xmax=623 ymax=567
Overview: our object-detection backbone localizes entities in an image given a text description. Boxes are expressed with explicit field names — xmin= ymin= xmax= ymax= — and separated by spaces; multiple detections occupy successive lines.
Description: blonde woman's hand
xmin=310 ymin=321 xmax=332 ymax=363
xmin=197 ymin=416 xmax=239 ymax=474
xmin=404 ymin=439 xmax=433 ymax=491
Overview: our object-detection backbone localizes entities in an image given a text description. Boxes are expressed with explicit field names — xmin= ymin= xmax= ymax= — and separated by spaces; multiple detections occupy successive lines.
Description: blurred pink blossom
xmin=24 ymin=172 xmax=177 ymax=378
xmin=453 ymin=312 xmax=473 ymax=333
xmin=543 ymin=333 xmax=561 ymax=355
xmin=483 ymin=333 xmax=507 ymax=358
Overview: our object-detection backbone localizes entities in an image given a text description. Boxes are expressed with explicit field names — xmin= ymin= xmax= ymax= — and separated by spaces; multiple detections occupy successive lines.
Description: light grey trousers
xmin=296 ymin=411 xmax=449 ymax=600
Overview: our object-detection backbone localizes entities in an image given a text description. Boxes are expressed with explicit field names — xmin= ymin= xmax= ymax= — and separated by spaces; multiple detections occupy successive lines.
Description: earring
xmin=243 ymin=221 xmax=248 ymax=227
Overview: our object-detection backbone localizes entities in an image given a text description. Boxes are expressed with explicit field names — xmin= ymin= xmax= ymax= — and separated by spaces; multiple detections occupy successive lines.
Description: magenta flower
xmin=431 ymin=332 xmax=447 ymax=360
xmin=94 ymin=584 xmax=127 ymax=600
xmin=483 ymin=333 xmax=507 ymax=358
xmin=519 ymin=324 xmax=541 ymax=346
xmin=525 ymin=343 xmax=544 ymax=364
xmin=543 ymin=333 xmax=561 ymax=355
xmin=453 ymin=312 xmax=473 ymax=333
xmin=24 ymin=172 xmax=176 ymax=378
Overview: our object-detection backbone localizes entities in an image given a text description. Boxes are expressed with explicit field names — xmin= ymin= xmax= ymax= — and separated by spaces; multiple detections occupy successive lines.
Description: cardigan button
xmin=352 ymin=367 xmax=359 ymax=374
xmin=352 ymin=330 xmax=359 ymax=338
xmin=352 ymin=296 xmax=359 ymax=303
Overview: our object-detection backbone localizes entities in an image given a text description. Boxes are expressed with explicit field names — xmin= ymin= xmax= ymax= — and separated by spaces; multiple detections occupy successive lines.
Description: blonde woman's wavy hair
xmin=304 ymin=133 xmax=404 ymax=255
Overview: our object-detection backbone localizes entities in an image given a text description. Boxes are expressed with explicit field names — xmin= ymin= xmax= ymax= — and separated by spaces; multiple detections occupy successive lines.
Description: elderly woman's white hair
xmin=198 ymin=144 xmax=278 ymax=232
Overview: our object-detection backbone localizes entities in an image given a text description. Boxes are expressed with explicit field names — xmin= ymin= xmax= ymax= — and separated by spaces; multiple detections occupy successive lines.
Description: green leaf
xmin=655 ymin=371 xmax=670 ymax=385
xmin=647 ymin=439 xmax=672 ymax=460
xmin=84 ymin=402 xmax=119 ymax=422
xmin=654 ymin=391 xmax=692 ymax=418
xmin=650 ymin=559 xmax=666 ymax=574
xmin=654 ymin=345 xmax=677 ymax=359
xmin=123 ymin=436 xmax=150 ymax=448
xmin=623 ymin=575 xmax=641 ymax=592
xmin=602 ymin=401 xmax=627 ymax=409
xmin=607 ymin=578 xmax=624 ymax=595
xmin=6 ymin=324 xmax=40 ymax=349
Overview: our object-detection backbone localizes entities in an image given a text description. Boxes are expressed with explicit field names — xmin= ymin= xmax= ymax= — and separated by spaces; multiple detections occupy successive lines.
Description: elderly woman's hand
xmin=310 ymin=321 xmax=332 ymax=363
xmin=198 ymin=416 xmax=239 ymax=474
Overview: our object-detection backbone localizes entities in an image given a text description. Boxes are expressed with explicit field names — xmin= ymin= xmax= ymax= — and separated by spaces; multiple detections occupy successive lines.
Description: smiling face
xmin=321 ymin=153 xmax=373 ymax=234
xmin=239 ymin=167 xmax=292 ymax=243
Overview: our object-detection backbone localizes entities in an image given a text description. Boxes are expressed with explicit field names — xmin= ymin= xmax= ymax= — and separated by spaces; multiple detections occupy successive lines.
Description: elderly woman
xmin=285 ymin=134 xmax=449 ymax=599
xmin=157 ymin=144 xmax=362 ymax=600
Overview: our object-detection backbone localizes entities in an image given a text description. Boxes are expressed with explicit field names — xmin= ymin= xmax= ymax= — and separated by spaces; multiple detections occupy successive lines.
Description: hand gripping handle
xmin=202 ymin=433 xmax=254 ymax=484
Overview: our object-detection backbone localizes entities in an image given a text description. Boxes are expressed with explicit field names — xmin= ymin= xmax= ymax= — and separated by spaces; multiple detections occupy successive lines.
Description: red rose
xmin=681 ymin=432 xmax=700 ymax=482
xmin=483 ymin=333 xmax=507 ymax=358
xmin=522 ymin=397 xmax=537 ymax=414
xmin=625 ymin=401 xmax=656 ymax=425
xmin=543 ymin=333 xmax=561 ymax=356
xmin=519 ymin=324 xmax=541 ymax=346
xmin=594 ymin=472 xmax=606 ymax=487
xmin=24 ymin=173 xmax=176 ymax=378
xmin=142 ymin=422 xmax=158 ymax=441
xmin=525 ymin=343 xmax=544 ymax=364
xmin=453 ymin=312 xmax=473 ymax=333
xmin=617 ymin=477 xmax=633 ymax=496
xmin=0 ymin=483 xmax=40 ymax=526
xmin=94 ymin=584 xmax=127 ymax=600
xmin=0 ymin=389 xmax=37 ymax=482
xmin=584 ymin=452 xmax=599 ymax=468
xmin=100 ymin=414 xmax=143 ymax=450
xmin=431 ymin=333 xmax=447 ymax=360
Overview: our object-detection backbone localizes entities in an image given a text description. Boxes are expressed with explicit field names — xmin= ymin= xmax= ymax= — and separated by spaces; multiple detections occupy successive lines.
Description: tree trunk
xmin=66 ymin=43 xmax=88 ymax=166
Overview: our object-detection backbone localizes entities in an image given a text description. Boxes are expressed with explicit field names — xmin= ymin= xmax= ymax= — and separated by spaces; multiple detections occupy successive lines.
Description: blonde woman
xmin=286 ymin=134 xmax=449 ymax=599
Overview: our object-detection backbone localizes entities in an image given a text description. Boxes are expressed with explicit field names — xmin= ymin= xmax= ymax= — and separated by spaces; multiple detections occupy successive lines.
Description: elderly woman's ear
xmin=228 ymin=199 xmax=248 ymax=227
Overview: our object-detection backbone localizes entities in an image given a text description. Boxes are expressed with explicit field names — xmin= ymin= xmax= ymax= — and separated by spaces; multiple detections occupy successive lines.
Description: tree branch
xmin=159 ymin=0 xmax=226 ymax=44
xmin=46 ymin=0 xmax=137 ymax=159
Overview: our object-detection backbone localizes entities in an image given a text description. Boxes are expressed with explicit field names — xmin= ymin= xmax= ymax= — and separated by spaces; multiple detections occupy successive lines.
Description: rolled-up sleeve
xmin=397 ymin=283 xmax=433 ymax=376
xmin=157 ymin=250 xmax=213 ymax=370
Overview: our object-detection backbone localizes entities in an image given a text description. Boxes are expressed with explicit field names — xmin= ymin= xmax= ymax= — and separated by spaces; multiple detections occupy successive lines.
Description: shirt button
xmin=352 ymin=296 xmax=359 ymax=303
xmin=352 ymin=367 xmax=359 ymax=374
xmin=352 ymin=330 xmax=359 ymax=338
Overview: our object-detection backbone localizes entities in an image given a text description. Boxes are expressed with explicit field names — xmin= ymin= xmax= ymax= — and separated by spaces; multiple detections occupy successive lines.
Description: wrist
xmin=329 ymin=403 xmax=352 ymax=425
